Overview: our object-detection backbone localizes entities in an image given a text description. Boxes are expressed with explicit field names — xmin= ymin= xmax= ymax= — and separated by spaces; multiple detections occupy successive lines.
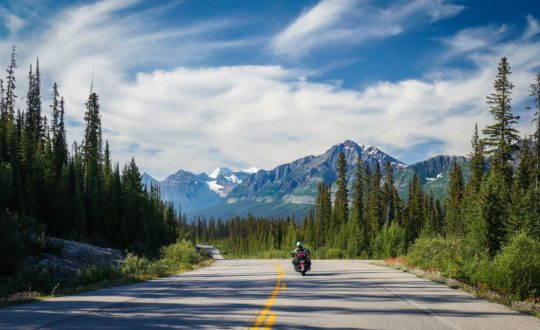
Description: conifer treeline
xmin=0 ymin=47 xmax=184 ymax=260
xmin=193 ymin=57 xmax=540 ymax=258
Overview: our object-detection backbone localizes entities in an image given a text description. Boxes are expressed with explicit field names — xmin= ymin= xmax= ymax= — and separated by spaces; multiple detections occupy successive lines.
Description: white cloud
xmin=0 ymin=1 xmax=538 ymax=180
xmin=442 ymin=25 xmax=508 ymax=56
xmin=0 ymin=7 xmax=25 ymax=35
xmin=271 ymin=0 xmax=464 ymax=58
xmin=523 ymin=14 xmax=540 ymax=40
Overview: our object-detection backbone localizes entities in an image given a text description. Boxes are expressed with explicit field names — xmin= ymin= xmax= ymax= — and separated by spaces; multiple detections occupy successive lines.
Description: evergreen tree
xmin=83 ymin=92 xmax=103 ymax=238
xmin=366 ymin=163 xmax=383 ymax=240
xmin=529 ymin=72 xmax=540 ymax=188
xmin=482 ymin=57 xmax=519 ymax=182
xmin=333 ymin=151 xmax=349 ymax=245
xmin=350 ymin=158 xmax=368 ymax=255
xmin=51 ymin=84 xmax=67 ymax=177
xmin=445 ymin=163 xmax=464 ymax=236
xmin=468 ymin=124 xmax=485 ymax=192
xmin=404 ymin=175 xmax=424 ymax=245
xmin=0 ymin=46 xmax=16 ymax=162
xmin=314 ymin=183 xmax=331 ymax=248
xmin=382 ymin=161 xmax=398 ymax=227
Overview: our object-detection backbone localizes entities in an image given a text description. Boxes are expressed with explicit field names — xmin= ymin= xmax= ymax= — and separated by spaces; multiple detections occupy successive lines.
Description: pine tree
xmin=333 ymin=151 xmax=349 ymax=243
xmin=468 ymin=124 xmax=485 ymax=192
xmin=529 ymin=72 xmax=540 ymax=188
xmin=445 ymin=163 xmax=464 ymax=236
xmin=404 ymin=175 xmax=424 ymax=245
xmin=477 ymin=173 xmax=508 ymax=254
xmin=83 ymin=92 xmax=103 ymax=238
xmin=514 ymin=139 xmax=534 ymax=193
xmin=382 ymin=161 xmax=398 ymax=227
xmin=314 ymin=182 xmax=331 ymax=248
xmin=51 ymin=84 xmax=67 ymax=177
xmin=366 ymin=163 xmax=383 ymax=240
xmin=482 ymin=57 xmax=519 ymax=182
xmin=350 ymin=158 xmax=368 ymax=254
xmin=0 ymin=46 xmax=17 ymax=162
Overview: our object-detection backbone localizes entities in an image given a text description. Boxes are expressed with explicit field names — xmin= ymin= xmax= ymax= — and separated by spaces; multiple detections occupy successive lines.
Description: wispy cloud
xmin=0 ymin=7 xmax=25 ymax=35
xmin=523 ymin=14 xmax=540 ymax=40
xmin=442 ymin=24 xmax=508 ymax=57
xmin=271 ymin=0 xmax=464 ymax=59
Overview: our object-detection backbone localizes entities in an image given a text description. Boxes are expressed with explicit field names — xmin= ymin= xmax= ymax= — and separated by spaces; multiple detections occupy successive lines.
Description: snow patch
xmin=226 ymin=175 xmax=242 ymax=184
xmin=206 ymin=181 xmax=224 ymax=196
xmin=426 ymin=173 xmax=444 ymax=182
xmin=238 ymin=166 xmax=260 ymax=174
xmin=209 ymin=167 xmax=221 ymax=179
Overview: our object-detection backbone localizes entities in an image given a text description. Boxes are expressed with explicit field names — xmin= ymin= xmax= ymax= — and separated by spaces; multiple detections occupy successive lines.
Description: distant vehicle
xmin=291 ymin=244 xmax=311 ymax=276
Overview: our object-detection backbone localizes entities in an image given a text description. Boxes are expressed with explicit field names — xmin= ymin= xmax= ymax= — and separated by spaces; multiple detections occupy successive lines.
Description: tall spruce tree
xmin=0 ymin=46 xmax=16 ymax=162
xmin=529 ymin=72 xmax=540 ymax=188
xmin=332 ymin=151 xmax=348 ymax=247
xmin=482 ymin=57 xmax=519 ymax=182
xmin=468 ymin=124 xmax=485 ymax=192
xmin=382 ymin=161 xmax=398 ymax=227
xmin=51 ymin=84 xmax=67 ymax=176
xmin=404 ymin=175 xmax=424 ymax=245
xmin=445 ymin=163 xmax=464 ymax=236
xmin=348 ymin=158 xmax=366 ymax=256
xmin=83 ymin=92 xmax=103 ymax=237
xmin=314 ymin=182 xmax=331 ymax=248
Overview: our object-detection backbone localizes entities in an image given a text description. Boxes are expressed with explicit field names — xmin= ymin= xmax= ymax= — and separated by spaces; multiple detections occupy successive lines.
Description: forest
xmin=0 ymin=46 xmax=198 ymax=277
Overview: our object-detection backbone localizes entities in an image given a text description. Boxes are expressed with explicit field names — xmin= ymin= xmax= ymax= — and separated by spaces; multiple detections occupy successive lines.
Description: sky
xmin=0 ymin=0 xmax=539 ymax=179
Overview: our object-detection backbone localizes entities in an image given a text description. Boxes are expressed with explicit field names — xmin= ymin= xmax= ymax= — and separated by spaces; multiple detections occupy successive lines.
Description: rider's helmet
xmin=296 ymin=241 xmax=303 ymax=248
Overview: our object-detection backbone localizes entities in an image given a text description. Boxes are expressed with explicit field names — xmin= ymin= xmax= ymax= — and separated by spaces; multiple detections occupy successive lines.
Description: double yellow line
xmin=250 ymin=262 xmax=286 ymax=330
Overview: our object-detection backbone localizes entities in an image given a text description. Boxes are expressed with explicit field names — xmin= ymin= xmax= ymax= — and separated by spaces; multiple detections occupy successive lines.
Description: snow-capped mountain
xmin=144 ymin=167 xmax=258 ymax=215
xmin=144 ymin=140 xmax=468 ymax=219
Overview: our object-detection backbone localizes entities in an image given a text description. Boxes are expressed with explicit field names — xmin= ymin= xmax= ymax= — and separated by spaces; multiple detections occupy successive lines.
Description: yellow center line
xmin=250 ymin=261 xmax=284 ymax=329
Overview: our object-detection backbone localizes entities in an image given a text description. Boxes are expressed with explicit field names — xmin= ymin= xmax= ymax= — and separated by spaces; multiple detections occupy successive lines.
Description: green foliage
xmin=160 ymin=239 xmax=201 ymax=268
xmin=14 ymin=265 xmax=56 ymax=293
xmin=445 ymin=163 xmax=464 ymax=236
xmin=313 ymin=247 xmax=343 ymax=259
xmin=488 ymin=231 xmax=540 ymax=299
xmin=406 ymin=236 xmax=488 ymax=282
xmin=77 ymin=263 xmax=122 ymax=286
xmin=371 ymin=223 xmax=406 ymax=259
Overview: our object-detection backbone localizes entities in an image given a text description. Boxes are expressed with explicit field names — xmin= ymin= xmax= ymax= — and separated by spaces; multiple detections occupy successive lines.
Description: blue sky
xmin=0 ymin=0 xmax=539 ymax=178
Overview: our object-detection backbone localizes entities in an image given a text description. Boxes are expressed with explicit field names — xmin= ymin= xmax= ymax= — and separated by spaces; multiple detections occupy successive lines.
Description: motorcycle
xmin=292 ymin=250 xmax=311 ymax=276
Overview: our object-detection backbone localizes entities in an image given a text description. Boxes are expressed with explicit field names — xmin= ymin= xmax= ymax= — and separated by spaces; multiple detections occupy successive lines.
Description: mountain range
xmin=142 ymin=140 xmax=468 ymax=220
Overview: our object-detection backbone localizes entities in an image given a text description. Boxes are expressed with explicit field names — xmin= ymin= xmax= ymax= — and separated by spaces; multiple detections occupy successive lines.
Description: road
xmin=1 ymin=259 xmax=539 ymax=329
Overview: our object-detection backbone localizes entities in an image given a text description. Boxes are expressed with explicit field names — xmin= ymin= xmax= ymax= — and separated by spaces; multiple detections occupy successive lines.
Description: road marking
xmin=251 ymin=262 xmax=284 ymax=329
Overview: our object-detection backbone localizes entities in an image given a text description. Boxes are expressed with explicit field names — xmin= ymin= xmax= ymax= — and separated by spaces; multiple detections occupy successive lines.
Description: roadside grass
xmin=0 ymin=240 xmax=213 ymax=308
xmin=376 ymin=257 xmax=540 ymax=318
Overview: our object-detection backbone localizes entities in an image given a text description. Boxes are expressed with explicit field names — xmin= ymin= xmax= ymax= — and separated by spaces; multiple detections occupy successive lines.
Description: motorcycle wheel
xmin=301 ymin=271 xmax=306 ymax=276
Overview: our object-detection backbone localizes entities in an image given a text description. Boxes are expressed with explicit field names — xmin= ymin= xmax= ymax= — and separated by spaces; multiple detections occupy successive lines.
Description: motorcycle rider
xmin=291 ymin=241 xmax=311 ymax=269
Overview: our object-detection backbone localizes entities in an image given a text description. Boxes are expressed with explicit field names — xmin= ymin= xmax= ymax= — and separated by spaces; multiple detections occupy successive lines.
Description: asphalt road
xmin=1 ymin=259 xmax=539 ymax=329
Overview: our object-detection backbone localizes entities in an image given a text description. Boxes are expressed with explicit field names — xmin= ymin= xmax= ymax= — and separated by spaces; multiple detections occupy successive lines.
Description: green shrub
xmin=77 ymin=263 xmax=122 ymax=286
xmin=160 ymin=239 xmax=201 ymax=267
xmin=487 ymin=231 xmax=540 ymax=299
xmin=406 ymin=236 xmax=488 ymax=281
xmin=29 ymin=233 xmax=64 ymax=256
xmin=14 ymin=265 xmax=56 ymax=294
xmin=372 ymin=223 xmax=407 ymax=259
xmin=121 ymin=252 xmax=171 ymax=279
